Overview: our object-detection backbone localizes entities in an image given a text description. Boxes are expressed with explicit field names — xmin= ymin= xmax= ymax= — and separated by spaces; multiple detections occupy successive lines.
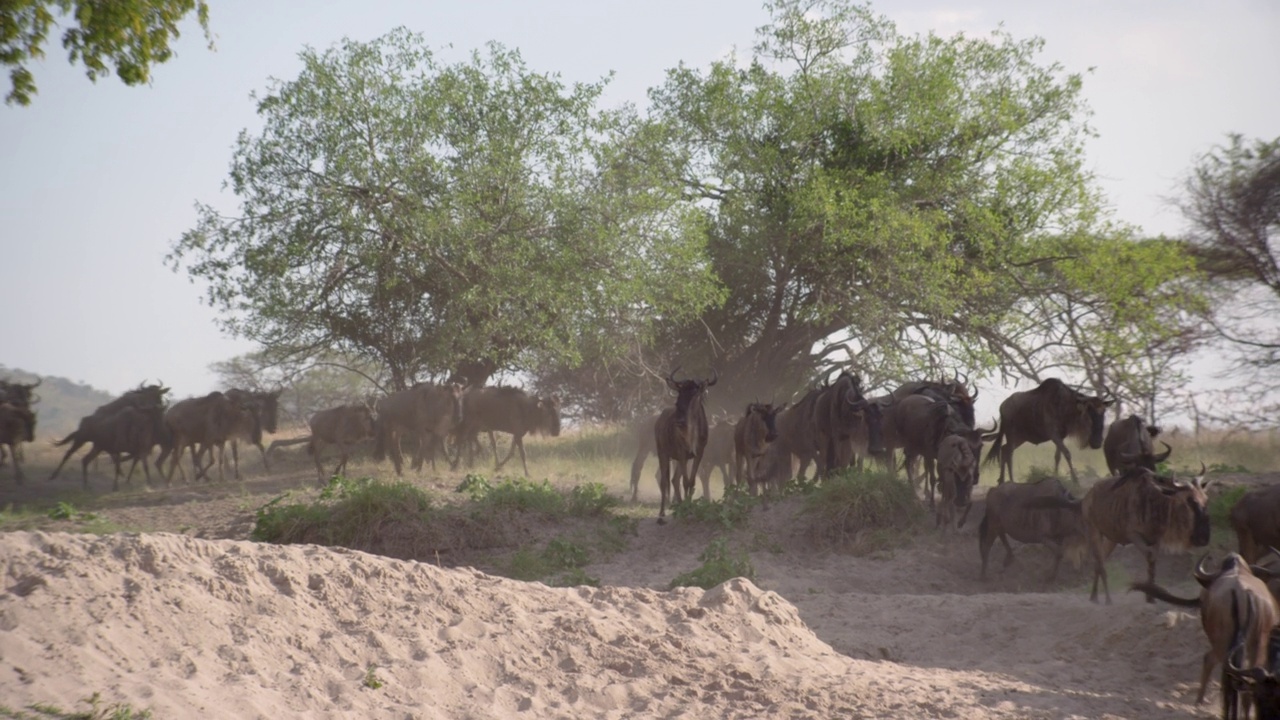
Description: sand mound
xmin=1 ymin=531 xmax=1211 ymax=718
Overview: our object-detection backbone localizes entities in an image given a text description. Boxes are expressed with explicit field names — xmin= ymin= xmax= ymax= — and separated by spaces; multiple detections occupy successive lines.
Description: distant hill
xmin=0 ymin=365 xmax=116 ymax=439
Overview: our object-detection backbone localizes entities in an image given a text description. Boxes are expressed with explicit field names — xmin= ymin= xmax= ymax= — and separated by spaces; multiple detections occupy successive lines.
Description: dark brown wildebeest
xmin=307 ymin=404 xmax=376 ymax=483
xmin=978 ymin=476 xmax=1087 ymax=582
xmin=774 ymin=378 xmax=885 ymax=484
xmin=653 ymin=368 xmax=716 ymax=524
xmin=50 ymin=381 xmax=171 ymax=482
xmin=1131 ymin=554 xmax=1279 ymax=712
xmin=984 ymin=378 xmax=1113 ymax=484
xmin=159 ymin=391 xmax=242 ymax=485
xmin=0 ymin=403 xmax=36 ymax=484
xmin=888 ymin=394 xmax=993 ymax=506
xmin=452 ymin=386 xmax=560 ymax=477
xmin=732 ymin=402 xmax=786 ymax=498
xmin=0 ymin=377 xmax=40 ymax=409
xmin=1231 ymin=484 xmax=1280 ymax=566
xmin=935 ymin=434 xmax=977 ymax=532
xmin=216 ymin=388 xmax=283 ymax=479
xmin=1040 ymin=465 xmax=1211 ymax=603
xmin=374 ymin=382 xmax=465 ymax=475
xmin=892 ymin=374 xmax=978 ymax=427
xmin=72 ymin=404 xmax=167 ymax=491
xmin=1102 ymin=414 xmax=1171 ymax=475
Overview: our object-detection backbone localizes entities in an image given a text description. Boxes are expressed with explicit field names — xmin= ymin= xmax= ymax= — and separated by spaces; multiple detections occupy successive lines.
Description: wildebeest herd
xmin=3 ymin=369 xmax=1279 ymax=716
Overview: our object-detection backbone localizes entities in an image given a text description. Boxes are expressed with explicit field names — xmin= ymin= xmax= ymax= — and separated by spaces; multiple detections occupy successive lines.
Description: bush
xmin=671 ymin=484 xmax=757 ymax=529
xmin=800 ymin=468 xmax=923 ymax=553
xmin=1208 ymin=485 xmax=1248 ymax=529
xmin=670 ymin=536 xmax=755 ymax=589
xmin=251 ymin=477 xmax=436 ymax=556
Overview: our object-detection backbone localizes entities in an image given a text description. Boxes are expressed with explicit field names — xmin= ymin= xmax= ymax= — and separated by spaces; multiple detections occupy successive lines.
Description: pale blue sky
xmin=2 ymin=0 xmax=1277 ymax=415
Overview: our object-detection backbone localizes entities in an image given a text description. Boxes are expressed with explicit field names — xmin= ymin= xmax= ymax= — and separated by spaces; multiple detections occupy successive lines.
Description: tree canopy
xmin=171 ymin=28 xmax=719 ymax=390
xmin=2 ymin=0 xmax=212 ymax=105
xmin=176 ymin=2 xmax=1208 ymax=418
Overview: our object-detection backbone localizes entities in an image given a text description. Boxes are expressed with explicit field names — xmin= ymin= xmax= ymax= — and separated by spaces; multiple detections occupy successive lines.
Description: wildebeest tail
xmin=983 ymin=432 xmax=1003 ymax=466
xmin=1128 ymin=581 xmax=1201 ymax=607
xmin=53 ymin=431 xmax=79 ymax=447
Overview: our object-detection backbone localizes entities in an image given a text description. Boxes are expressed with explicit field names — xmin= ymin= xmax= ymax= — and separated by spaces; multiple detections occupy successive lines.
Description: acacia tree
xmin=171 ymin=29 xmax=718 ymax=390
xmin=2 ymin=0 xmax=212 ymax=105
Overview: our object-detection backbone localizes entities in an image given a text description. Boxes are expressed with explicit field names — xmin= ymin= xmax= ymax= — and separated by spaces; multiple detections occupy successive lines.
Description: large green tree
xmin=2 ymin=0 xmax=212 ymax=105
xmin=535 ymin=0 xmax=1206 ymax=417
xmin=170 ymin=28 xmax=718 ymax=390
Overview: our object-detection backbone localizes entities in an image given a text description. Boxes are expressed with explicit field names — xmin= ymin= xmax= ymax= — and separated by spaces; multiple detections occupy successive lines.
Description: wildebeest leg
xmin=311 ymin=438 xmax=328 ymax=483
xmin=49 ymin=435 xmax=88 ymax=481
xmin=1142 ymin=544 xmax=1157 ymax=603
xmin=336 ymin=442 xmax=352 ymax=478
xmin=1047 ymin=542 xmax=1064 ymax=582
xmin=1051 ymin=437 xmax=1077 ymax=483
xmin=513 ymin=434 xmax=530 ymax=477
xmin=978 ymin=516 xmax=996 ymax=580
xmin=255 ymin=440 xmax=271 ymax=473
xmin=657 ymin=458 xmax=672 ymax=525
xmin=998 ymin=441 xmax=1013 ymax=484
xmin=630 ymin=446 xmax=649 ymax=503
xmin=1196 ymin=650 xmax=1215 ymax=704
xmin=80 ymin=447 xmax=101 ymax=490
xmin=925 ymin=457 xmax=937 ymax=509
xmin=230 ymin=440 xmax=242 ymax=480
xmin=1089 ymin=535 xmax=1117 ymax=604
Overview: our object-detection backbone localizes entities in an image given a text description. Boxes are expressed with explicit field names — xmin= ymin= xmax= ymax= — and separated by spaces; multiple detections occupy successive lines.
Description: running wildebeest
xmin=1102 ymin=414 xmax=1171 ymax=475
xmin=984 ymin=378 xmax=1113 ymax=484
xmin=308 ymin=404 xmax=376 ymax=483
xmin=1132 ymin=553 xmax=1280 ymax=712
xmin=216 ymin=388 xmax=282 ymax=479
xmin=50 ymin=381 xmax=171 ymax=482
xmin=653 ymin=367 xmax=716 ymax=524
xmin=73 ymin=404 xmax=167 ymax=490
xmin=159 ymin=391 xmax=242 ymax=485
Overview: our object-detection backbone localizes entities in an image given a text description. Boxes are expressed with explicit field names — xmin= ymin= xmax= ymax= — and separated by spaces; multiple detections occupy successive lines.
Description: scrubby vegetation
xmin=800 ymin=469 xmax=926 ymax=554
xmin=670 ymin=536 xmax=756 ymax=590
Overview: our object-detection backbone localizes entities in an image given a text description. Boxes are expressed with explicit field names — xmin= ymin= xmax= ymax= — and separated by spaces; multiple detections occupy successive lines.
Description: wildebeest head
xmin=258 ymin=390 xmax=282 ymax=434
xmin=536 ymin=394 xmax=562 ymax=437
xmin=664 ymin=367 xmax=717 ymax=425
xmin=1156 ymin=464 xmax=1213 ymax=548
xmin=128 ymin=380 xmax=171 ymax=409
xmin=0 ymin=377 xmax=41 ymax=408
xmin=745 ymin=401 xmax=787 ymax=443
xmin=448 ymin=383 xmax=466 ymax=427
xmin=1071 ymin=387 xmax=1113 ymax=449
xmin=858 ymin=398 xmax=886 ymax=455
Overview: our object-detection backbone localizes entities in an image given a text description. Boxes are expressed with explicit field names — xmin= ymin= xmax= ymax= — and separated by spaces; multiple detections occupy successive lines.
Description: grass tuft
xmin=671 ymin=484 xmax=757 ymax=529
xmin=670 ymin=536 xmax=755 ymax=589
xmin=800 ymin=468 xmax=924 ymax=553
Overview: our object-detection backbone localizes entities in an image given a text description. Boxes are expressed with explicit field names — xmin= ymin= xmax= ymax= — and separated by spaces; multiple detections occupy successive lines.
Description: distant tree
xmin=1 ymin=0 xmax=213 ymax=105
xmin=171 ymin=29 xmax=718 ymax=390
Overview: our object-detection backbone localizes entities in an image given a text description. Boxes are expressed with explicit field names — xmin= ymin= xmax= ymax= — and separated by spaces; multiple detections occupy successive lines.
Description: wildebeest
xmin=978 ymin=476 xmax=1088 ymax=581
xmin=733 ymin=402 xmax=786 ymax=498
xmin=889 ymin=393 xmax=993 ymax=505
xmin=1102 ymin=415 xmax=1171 ymax=475
xmin=774 ymin=377 xmax=885 ymax=484
xmin=653 ymin=368 xmax=716 ymax=524
xmin=0 ymin=403 xmax=36 ymax=484
xmin=72 ymin=405 xmax=167 ymax=490
xmin=984 ymin=378 xmax=1113 ymax=484
xmin=50 ymin=381 xmax=171 ymax=482
xmin=1132 ymin=554 xmax=1280 ymax=712
xmin=1231 ymin=484 xmax=1280 ymax=566
xmin=374 ymin=382 xmax=465 ymax=475
xmin=1040 ymin=465 xmax=1211 ymax=603
xmin=892 ymin=374 xmax=978 ymax=427
xmin=695 ymin=418 xmax=736 ymax=500
xmin=628 ymin=412 xmax=659 ymax=503
xmin=935 ymin=434 xmax=977 ymax=531
xmin=216 ymin=388 xmax=282 ymax=479
xmin=159 ymin=391 xmax=243 ymax=485
xmin=0 ymin=376 xmax=41 ymax=409
xmin=307 ymin=404 xmax=376 ymax=483
xmin=451 ymin=386 xmax=560 ymax=477
xmin=1230 ymin=627 xmax=1280 ymax=719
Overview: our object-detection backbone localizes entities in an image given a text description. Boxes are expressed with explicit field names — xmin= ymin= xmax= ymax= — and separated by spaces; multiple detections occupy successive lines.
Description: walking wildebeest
xmin=733 ymin=402 xmax=786 ymax=498
xmin=978 ymin=476 xmax=1088 ymax=582
xmin=1102 ymin=414 xmax=1171 ymax=475
xmin=653 ymin=368 xmax=716 ymax=524
xmin=374 ymin=382 xmax=465 ymax=475
xmin=1040 ymin=465 xmax=1211 ymax=603
xmin=50 ymin=381 xmax=171 ymax=482
xmin=308 ymin=404 xmax=376 ymax=483
xmin=1132 ymin=554 xmax=1280 ymax=712
xmin=810 ymin=371 xmax=874 ymax=478
xmin=892 ymin=374 xmax=978 ymax=427
xmin=1230 ymin=626 xmax=1280 ymax=719
xmin=935 ymin=434 xmax=977 ymax=532
xmin=452 ymin=386 xmax=560 ymax=477
xmin=1231 ymin=484 xmax=1280 ymax=566
xmin=0 ymin=403 xmax=36 ymax=484
xmin=984 ymin=378 xmax=1113 ymax=484
xmin=159 ymin=391 xmax=243 ymax=485
xmin=216 ymin=388 xmax=282 ymax=479
xmin=890 ymin=394 xmax=993 ymax=506
xmin=629 ymin=412 xmax=659 ymax=503
xmin=72 ymin=404 xmax=167 ymax=490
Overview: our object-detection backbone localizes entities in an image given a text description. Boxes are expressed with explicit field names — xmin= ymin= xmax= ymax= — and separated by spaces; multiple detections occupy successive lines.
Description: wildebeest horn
xmin=666 ymin=365 xmax=683 ymax=384
xmin=975 ymin=420 xmax=997 ymax=435
xmin=1192 ymin=554 xmax=1222 ymax=587
xmin=1153 ymin=441 xmax=1172 ymax=463
xmin=30 ymin=377 xmax=41 ymax=389
xmin=706 ymin=368 xmax=718 ymax=387
xmin=1194 ymin=461 xmax=1209 ymax=490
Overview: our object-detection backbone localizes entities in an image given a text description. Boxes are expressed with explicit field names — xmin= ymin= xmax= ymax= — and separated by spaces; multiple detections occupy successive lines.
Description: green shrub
xmin=251 ymin=478 xmax=434 ymax=550
xmin=801 ymin=468 xmax=923 ymax=552
xmin=670 ymin=536 xmax=755 ymax=589
xmin=543 ymin=537 xmax=590 ymax=569
xmin=566 ymin=482 xmax=618 ymax=516
xmin=671 ymin=484 xmax=757 ymax=529
xmin=549 ymin=568 xmax=601 ymax=587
